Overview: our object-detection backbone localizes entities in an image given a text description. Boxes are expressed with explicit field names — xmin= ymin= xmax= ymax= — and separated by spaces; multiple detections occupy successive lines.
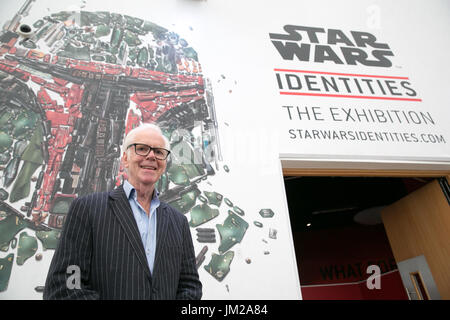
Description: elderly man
xmin=43 ymin=123 xmax=202 ymax=300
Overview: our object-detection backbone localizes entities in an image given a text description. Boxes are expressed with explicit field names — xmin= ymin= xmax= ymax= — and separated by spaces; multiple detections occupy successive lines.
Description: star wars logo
xmin=269 ymin=25 xmax=394 ymax=68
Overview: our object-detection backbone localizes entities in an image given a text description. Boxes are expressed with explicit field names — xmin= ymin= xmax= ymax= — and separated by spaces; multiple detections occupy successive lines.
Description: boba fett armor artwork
xmin=0 ymin=0 xmax=277 ymax=297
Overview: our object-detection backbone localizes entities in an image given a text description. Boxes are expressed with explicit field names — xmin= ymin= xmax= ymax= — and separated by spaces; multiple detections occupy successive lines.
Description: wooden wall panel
xmin=381 ymin=180 xmax=450 ymax=299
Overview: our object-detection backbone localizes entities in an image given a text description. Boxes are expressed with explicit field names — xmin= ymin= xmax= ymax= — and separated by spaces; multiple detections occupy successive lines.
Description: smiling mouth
xmin=141 ymin=165 xmax=157 ymax=170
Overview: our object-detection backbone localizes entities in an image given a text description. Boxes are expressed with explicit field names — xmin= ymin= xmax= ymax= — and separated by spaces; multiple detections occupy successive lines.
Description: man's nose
xmin=145 ymin=148 xmax=156 ymax=159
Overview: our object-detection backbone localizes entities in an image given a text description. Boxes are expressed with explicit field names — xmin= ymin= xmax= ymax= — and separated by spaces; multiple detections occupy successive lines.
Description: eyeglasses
xmin=127 ymin=143 xmax=171 ymax=160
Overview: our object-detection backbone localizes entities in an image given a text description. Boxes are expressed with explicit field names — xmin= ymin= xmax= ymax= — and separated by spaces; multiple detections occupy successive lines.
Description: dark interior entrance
xmin=283 ymin=176 xmax=432 ymax=300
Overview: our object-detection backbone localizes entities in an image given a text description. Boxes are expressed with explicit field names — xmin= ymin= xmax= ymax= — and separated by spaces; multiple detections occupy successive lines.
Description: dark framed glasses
xmin=127 ymin=143 xmax=171 ymax=160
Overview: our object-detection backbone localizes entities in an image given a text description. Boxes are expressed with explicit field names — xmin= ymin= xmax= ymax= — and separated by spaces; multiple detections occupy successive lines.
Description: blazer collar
xmin=108 ymin=185 xmax=152 ymax=279
xmin=153 ymin=202 xmax=169 ymax=276
xmin=109 ymin=185 xmax=170 ymax=279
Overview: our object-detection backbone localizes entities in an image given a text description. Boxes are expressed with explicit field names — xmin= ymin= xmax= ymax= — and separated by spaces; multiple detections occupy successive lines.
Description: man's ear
xmin=122 ymin=151 xmax=129 ymax=168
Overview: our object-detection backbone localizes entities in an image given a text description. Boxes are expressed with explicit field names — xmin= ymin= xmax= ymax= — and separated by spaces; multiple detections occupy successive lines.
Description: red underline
xmin=279 ymin=91 xmax=422 ymax=102
xmin=274 ymin=68 xmax=409 ymax=80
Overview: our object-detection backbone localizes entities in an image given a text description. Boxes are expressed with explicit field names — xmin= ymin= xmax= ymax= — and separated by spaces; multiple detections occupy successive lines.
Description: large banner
xmin=0 ymin=0 xmax=449 ymax=300
xmin=268 ymin=3 xmax=450 ymax=166
xmin=0 ymin=0 xmax=302 ymax=300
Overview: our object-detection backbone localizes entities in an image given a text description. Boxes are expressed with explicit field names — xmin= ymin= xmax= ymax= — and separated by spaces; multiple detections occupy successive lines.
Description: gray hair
xmin=122 ymin=123 xmax=170 ymax=154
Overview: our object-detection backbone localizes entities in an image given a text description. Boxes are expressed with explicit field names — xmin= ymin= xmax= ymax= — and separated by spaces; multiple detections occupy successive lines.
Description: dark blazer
xmin=43 ymin=185 xmax=202 ymax=300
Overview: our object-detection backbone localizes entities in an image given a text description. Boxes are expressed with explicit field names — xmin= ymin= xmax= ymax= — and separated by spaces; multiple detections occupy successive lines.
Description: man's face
xmin=122 ymin=129 xmax=167 ymax=189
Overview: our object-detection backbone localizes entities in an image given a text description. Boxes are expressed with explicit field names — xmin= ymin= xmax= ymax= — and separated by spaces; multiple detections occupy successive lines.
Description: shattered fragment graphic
xmin=216 ymin=211 xmax=249 ymax=253
xmin=11 ymin=237 xmax=17 ymax=249
xmin=253 ymin=221 xmax=263 ymax=228
xmin=167 ymin=165 xmax=190 ymax=186
xmin=232 ymin=206 xmax=244 ymax=216
xmin=189 ymin=203 xmax=219 ymax=227
xmin=198 ymin=195 xmax=207 ymax=203
xmin=204 ymin=251 xmax=234 ymax=282
xmin=167 ymin=187 xmax=200 ymax=214
xmin=259 ymin=208 xmax=275 ymax=218
xmin=0 ymin=189 xmax=8 ymax=201
xmin=16 ymin=231 xmax=38 ymax=265
xmin=196 ymin=227 xmax=216 ymax=243
xmin=0 ymin=254 xmax=14 ymax=292
xmin=34 ymin=286 xmax=45 ymax=292
xmin=36 ymin=229 xmax=61 ymax=250
xmin=0 ymin=214 xmax=28 ymax=248
xmin=224 ymin=198 xmax=233 ymax=207
xmin=203 ymin=191 xmax=223 ymax=207
xmin=269 ymin=228 xmax=277 ymax=240
xmin=195 ymin=245 xmax=208 ymax=269
xmin=0 ymin=243 xmax=9 ymax=252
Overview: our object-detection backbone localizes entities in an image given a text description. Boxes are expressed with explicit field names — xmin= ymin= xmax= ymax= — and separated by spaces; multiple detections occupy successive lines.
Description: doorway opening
xmin=283 ymin=175 xmax=436 ymax=300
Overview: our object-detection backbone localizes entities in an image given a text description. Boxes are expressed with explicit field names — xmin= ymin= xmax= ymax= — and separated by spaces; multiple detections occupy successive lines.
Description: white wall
xmin=0 ymin=0 xmax=449 ymax=300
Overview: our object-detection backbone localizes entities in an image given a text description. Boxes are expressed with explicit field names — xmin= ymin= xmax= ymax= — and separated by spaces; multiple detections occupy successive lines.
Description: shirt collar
xmin=123 ymin=180 xmax=160 ymax=201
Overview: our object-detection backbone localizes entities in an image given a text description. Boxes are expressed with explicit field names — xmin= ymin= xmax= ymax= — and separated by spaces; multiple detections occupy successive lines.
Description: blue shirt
xmin=123 ymin=180 xmax=159 ymax=274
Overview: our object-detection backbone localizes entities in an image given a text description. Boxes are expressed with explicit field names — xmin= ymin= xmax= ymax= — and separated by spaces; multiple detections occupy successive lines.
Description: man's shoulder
xmin=72 ymin=190 xmax=114 ymax=206
xmin=159 ymin=201 xmax=185 ymax=219
xmin=159 ymin=201 xmax=177 ymax=213
xmin=79 ymin=190 xmax=111 ymax=199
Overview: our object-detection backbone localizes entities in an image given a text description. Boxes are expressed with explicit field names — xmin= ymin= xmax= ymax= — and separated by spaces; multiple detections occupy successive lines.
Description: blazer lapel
xmin=109 ymin=185 xmax=152 ymax=280
xmin=153 ymin=204 xmax=169 ymax=276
